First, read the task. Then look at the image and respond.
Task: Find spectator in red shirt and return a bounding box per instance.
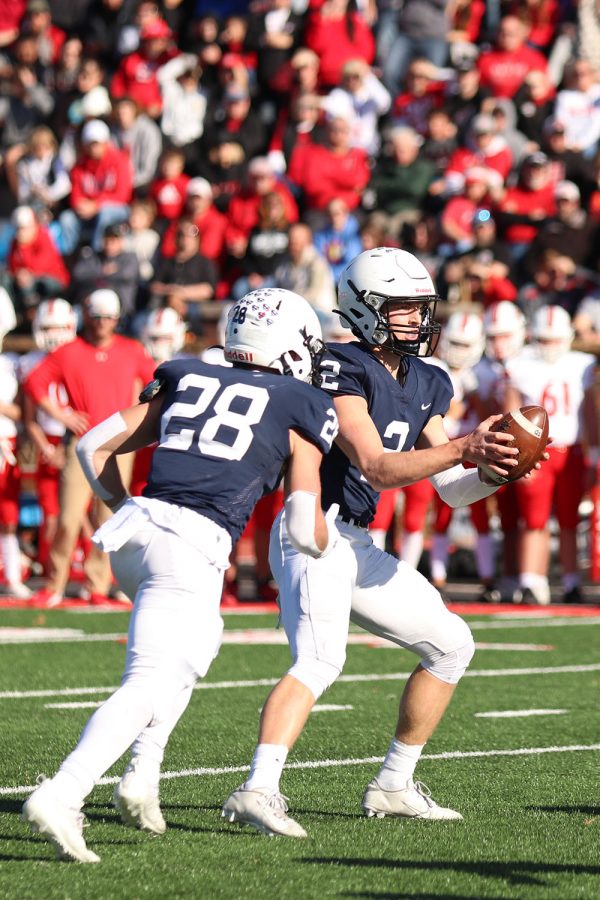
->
[60,118,133,253]
[496,152,557,262]
[111,18,178,118]
[26,288,155,608]
[8,206,69,327]
[148,148,190,225]
[22,0,66,66]
[160,177,227,262]
[392,58,446,138]
[225,156,298,255]
[287,111,370,227]
[304,0,375,90]
[444,113,513,193]
[440,166,504,248]
[477,15,548,99]
[268,92,327,174]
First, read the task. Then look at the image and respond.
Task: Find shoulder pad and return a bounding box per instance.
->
[139,376,166,403]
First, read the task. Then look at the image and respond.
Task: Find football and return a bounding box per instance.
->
[479,405,549,485]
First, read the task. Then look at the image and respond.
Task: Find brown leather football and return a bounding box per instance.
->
[479,405,549,485]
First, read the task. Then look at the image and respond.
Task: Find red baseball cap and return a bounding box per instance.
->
[140,19,171,41]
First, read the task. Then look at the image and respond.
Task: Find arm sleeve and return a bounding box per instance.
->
[429,464,498,508]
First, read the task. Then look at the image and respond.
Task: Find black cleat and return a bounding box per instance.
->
[563,586,584,604]
[478,585,502,603]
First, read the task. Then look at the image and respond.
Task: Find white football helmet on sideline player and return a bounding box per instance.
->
[530,304,574,363]
[483,301,526,363]
[141,307,187,363]
[336,247,441,356]
[224,288,324,384]
[32,299,77,352]
[439,311,485,370]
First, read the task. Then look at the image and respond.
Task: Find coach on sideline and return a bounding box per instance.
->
[24,289,154,607]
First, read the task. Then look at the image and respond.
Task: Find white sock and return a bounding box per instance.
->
[520,572,547,592]
[475,534,494,581]
[0,534,22,584]
[376,738,425,790]
[520,572,550,603]
[369,528,387,551]
[430,534,449,583]
[130,684,194,768]
[128,755,161,784]
[245,743,289,791]
[400,531,423,569]
[49,681,155,807]
[51,764,94,810]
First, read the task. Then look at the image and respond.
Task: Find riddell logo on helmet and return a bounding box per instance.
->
[225,349,254,361]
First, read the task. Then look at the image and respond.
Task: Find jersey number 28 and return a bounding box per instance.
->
[160,373,270,461]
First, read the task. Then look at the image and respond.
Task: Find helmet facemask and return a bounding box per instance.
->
[338,278,441,357]
[269,327,325,386]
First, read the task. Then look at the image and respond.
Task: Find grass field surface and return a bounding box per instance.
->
[0,605,598,899]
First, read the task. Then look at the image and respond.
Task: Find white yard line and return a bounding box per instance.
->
[475,709,567,718]
[44,701,103,710]
[3,662,600,701]
[469,617,600,629]
[44,700,354,714]
[2,742,599,796]
[0,626,561,648]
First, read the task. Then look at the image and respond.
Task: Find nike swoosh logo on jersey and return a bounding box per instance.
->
[421,402,432,410]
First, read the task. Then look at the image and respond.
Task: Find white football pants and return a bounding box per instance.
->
[270,512,474,700]
[57,518,226,796]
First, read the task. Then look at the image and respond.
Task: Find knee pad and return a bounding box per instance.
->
[287,656,343,701]
[418,618,475,685]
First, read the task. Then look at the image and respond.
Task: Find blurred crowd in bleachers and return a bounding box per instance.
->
[0,0,599,340]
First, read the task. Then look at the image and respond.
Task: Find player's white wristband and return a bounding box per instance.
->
[284,492,339,558]
[429,464,499,507]
[76,412,128,503]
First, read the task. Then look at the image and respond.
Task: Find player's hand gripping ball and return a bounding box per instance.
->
[479,405,549,485]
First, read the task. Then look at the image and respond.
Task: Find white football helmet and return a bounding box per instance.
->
[483,301,526,362]
[439,311,485,370]
[141,307,187,363]
[32,298,77,352]
[337,247,441,356]
[530,304,573,363]
[224,288,324,384]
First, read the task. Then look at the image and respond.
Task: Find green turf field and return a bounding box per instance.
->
[0,606,598,899]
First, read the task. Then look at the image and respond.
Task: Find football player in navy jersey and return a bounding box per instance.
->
[223,248,527,838]
[22,289,340,863]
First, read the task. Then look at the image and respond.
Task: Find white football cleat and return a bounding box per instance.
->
[362,778,463,821]
[114,759,166,835]
[7,581,32,600]
[222,785,307,838]
[21,777,100,863]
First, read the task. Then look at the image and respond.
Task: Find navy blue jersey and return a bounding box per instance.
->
[143,358,337,542]
[319,341,453,524]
